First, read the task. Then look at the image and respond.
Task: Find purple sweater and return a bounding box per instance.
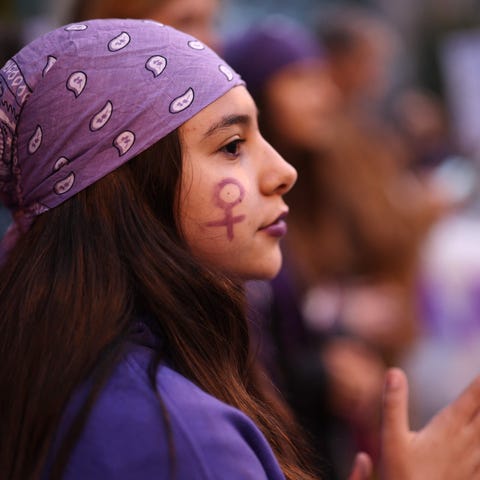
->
[46,323,286,479]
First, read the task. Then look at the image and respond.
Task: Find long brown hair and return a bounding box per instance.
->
[0,130,318,479]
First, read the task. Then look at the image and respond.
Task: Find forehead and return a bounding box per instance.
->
[180,86,256,135]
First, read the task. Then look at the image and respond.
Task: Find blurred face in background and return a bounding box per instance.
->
[72,0,222,51]
[264,60,341,151]
[149,0,221,51]
[325,26,399,104]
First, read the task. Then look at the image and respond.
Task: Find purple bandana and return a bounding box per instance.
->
[0,18,243,260]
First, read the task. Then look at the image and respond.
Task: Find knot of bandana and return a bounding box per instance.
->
[0,19,243,260]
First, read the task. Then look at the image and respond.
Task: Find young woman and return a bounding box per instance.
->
[0,18,325,480]
[1,17,480,480]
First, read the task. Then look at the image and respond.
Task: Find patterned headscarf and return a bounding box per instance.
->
[0,18,243,260]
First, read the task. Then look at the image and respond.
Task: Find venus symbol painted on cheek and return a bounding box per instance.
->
[205,178,246,241]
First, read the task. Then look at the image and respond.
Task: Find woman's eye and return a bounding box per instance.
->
[221,139,243,157]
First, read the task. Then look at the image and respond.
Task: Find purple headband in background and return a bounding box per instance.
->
[224,15,324,102]
[0,18,244,260]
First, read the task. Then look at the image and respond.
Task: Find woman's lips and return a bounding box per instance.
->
[259,212,288,238]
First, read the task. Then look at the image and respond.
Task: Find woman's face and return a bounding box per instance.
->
[178,86,297,280]
[264,61,340,151]
[149,0,221,51]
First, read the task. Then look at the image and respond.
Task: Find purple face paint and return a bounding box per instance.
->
[206,178,246,241]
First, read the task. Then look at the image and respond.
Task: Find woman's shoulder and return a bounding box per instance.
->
[60,340,285,480]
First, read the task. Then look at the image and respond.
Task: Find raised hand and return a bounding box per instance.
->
[380,367,480,479]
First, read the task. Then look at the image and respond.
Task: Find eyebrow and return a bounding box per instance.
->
[202,113,253,140]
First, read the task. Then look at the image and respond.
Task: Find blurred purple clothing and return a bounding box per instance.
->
[45,322,285,479]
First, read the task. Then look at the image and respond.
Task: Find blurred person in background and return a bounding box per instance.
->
[67,0,221,51]
[316,5,434,175]
[316,4,462,201]
[225,15,439,479]
[316,5,400,113]
[390,87,457,176]
[317,0,480,455]
[393,35,480,431]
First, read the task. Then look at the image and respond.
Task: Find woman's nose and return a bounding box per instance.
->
[260,138,297,196]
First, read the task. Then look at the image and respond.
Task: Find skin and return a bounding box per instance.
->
[380,368,480,480]
[205,178,246,241]
[264,60,341,151]
[178,85,297,280]
[348,367,480,480]
[148,0,221,51]
[325,23,399,105]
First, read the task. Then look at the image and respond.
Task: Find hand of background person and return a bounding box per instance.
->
[381,368,480,479]
[321,337,385,428]
[348,452,373,480]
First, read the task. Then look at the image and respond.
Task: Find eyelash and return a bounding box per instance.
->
[220,139,244,158]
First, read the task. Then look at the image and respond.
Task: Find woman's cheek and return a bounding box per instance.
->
[203,177,246,241]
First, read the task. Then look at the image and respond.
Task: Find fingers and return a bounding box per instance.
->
[381,368,409,442]
[470,400,480,432]
[379,369,410,479]
[447,375,480,423]
[348,452,373,480]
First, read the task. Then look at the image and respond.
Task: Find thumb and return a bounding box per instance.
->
[348,452,372,480]
[381,368,410,444]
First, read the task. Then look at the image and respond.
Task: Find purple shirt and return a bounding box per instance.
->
[46,323,286,479]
